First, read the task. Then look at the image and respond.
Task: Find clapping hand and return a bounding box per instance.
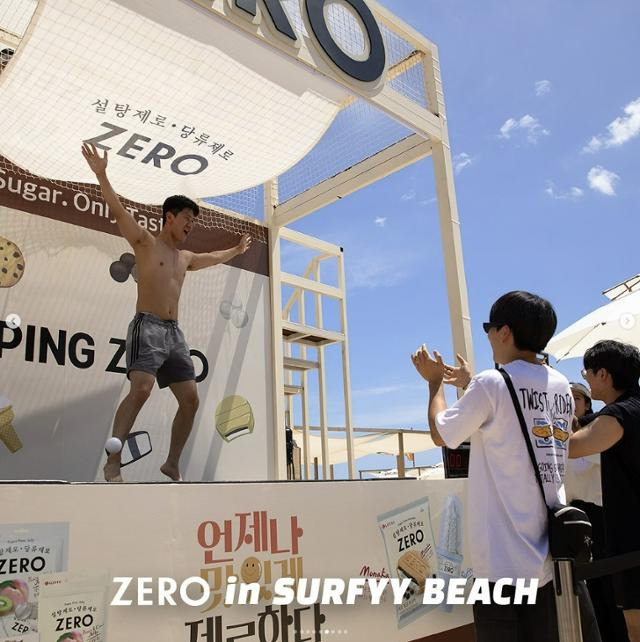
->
[411,344,446,385]
[443,353,471,389]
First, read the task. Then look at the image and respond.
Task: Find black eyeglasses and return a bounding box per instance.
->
[483,322,505,334]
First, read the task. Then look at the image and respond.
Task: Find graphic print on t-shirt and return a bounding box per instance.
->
[531,417,570,449]
[518,387,573,483]
[552,418,570,446]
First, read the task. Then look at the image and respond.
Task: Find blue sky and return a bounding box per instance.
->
[283,0,640,476]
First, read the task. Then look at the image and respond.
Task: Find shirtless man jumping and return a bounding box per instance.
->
[82,142,251,482]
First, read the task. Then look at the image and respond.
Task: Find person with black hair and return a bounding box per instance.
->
[570,340,640,641]
[567,383,629,642]
[82,143,251,482]
[412,291,600,642]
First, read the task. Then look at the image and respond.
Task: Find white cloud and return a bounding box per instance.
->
[374,216,386,227]
[570,187,584,199]
[587,166,620,196]
[347,250,419,290]
[535,80,551,96]
[499,114,550,143]
[453,152,474,174]
[583,97,640,153]
[544,181,584,201]
[401,188,416,202]
[354,404,429,428]
[353,383,424,396]
[583,136,603,154]
[499,118,517,138]
[419,197,437,207]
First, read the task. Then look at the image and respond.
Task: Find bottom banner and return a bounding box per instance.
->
[0,480,474,642]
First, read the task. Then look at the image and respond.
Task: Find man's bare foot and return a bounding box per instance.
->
[104,460,123,483]
[160,462,182,482]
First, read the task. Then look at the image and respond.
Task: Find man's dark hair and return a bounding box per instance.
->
[583,340,640,391]
[162,195,199,225]
[489,291,557,353]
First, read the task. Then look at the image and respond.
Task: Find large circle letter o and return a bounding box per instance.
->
[305,0,386,83]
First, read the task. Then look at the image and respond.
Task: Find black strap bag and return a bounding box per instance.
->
[498,368,593,562]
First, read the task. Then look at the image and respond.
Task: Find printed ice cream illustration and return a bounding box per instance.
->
[215,396,254,442]
[15,598,38,622]
[397,550,431,600]
[38,571,108,642]
[436,494,464,613]
[378,498,438,629]
[0,395,22,454]
[0,235,25,288]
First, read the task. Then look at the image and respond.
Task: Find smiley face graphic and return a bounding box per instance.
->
[240,557,262,584]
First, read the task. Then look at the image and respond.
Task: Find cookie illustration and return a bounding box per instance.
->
[532,424,552,439]
[553,426,569,442]
[397,550,430,590]
[215,395,254,442]
[0,236,25,288]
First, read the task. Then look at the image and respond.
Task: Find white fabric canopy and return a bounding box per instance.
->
[367,463,444,480]
[292,429,436,465]
[0,0,349,203]
[547,289,640,361]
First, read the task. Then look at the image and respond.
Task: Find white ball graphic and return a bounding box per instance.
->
[105,437,123,454]
[219,301,233,320]
[232,308,249,329]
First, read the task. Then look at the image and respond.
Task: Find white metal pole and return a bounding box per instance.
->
[265,179,287,480]
[397,432,405,478]
[315,263,330,479]
[424,51,475,373]
[337,251,356,479]
[300,283,311,480]
[554,560,584,642]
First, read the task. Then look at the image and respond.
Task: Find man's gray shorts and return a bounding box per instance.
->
[126,312,196,388]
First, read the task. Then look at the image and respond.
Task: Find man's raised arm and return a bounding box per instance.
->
[187,234,252,271]
[81,143,151,248]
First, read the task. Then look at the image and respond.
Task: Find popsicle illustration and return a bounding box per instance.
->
[436,494,464,612]
[0,396,22,453]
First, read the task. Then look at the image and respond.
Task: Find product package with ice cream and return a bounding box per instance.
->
[377,497,438,628]
[38,571,109,642]
[0,522,69,639]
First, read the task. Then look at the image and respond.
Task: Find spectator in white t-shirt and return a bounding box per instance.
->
[411,291,600,642]
[566,383,601,507]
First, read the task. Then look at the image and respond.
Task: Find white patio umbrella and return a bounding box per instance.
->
[547,289,640,361]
